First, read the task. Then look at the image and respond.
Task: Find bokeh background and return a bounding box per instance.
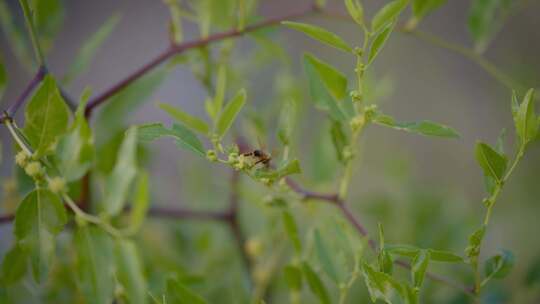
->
[1,0,540,303]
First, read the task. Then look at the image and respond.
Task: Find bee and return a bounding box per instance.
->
[242,149,272,168]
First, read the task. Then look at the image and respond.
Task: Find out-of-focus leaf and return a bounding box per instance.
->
[14,189,67,283]
[56,91,94,181]
[128,171,149,234]
[314,229,339,283]
[345,0,364,25]
[371,0,408,33]
[304,53,347,101]
[412,0,448,20]
[0,244,28,284]
[24,75,70,157]
[411,250,430,289]
[207,64,227,121]
[136,122,205,157]
[330,120,348,163]
[361,262,403,303]
[158,102,210,135]
[513,89,538,147]
[368,22,394,65]
[166,277,207,304]
[484,249,514,280]
[103,127,138,216]
[283,211,302,254]
[373,113,460,138]
[465,226,486,259]
[215,89,246,139]
[277,98,297,146]
[525,256,540,287]
[0,0,33,68]
[95,67,169,143]
[282,21,352,53]
[74,226,115,304]
[303,54,346,121]
[64,14,120,83]
[475,142,507,183]
[30,0,64,52]
[115,239,147,304]
[468,0,511,52]
[253,159,301,180]
[386,244,419,258]
[284,264,303,291]
[427,250,464,263]
[302,262,330,304]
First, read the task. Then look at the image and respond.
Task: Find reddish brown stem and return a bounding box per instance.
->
[0,66,47,123]
[84,4,318,118]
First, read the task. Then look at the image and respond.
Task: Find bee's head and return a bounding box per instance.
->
[253,150,263,157]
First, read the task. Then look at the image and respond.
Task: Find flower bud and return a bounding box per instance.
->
[245,238,263,258]
[206,149,218,162]
[25,161,43,178]
[48,177,66,194]
[15,151,29,167]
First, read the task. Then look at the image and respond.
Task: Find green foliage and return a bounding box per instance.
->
[0,0,538,303]
[14,189,67,282]
[23,75,70,157]
[282,21,352,53]
[64,14,120,83]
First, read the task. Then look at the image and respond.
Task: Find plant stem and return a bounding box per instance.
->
[18,0,45,66]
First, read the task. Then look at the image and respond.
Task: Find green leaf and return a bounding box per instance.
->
[475,142,507,183]
[14,189,67,282]
[277,98,297,146]
[95,66,169,143]
[330,120,348,164]
[373,114,460,138]
[0,1,33,68]
[282,21,352,53]
[465,225,486,259]
[345,0,364,25]
[63,14,120,83]
[166,277,207,304]
[282,211,302,254]
[136,122,205,157]
[314,229,339,283]
[514,89,538,147]
[303,55,346,121]
[468,0,511,52]
[253,159,302,180]
[371,0,408,33]
[55,92,94,181]
[115,239,147,304]
[411,250,430,289]
[412,0,448,19]
[386,244,420,258]
[304,53,348,101]
[129,171,149,234]
[103,127,138,216]
[30,0,64,52]
[215,89,246,138]
[484,249,514,280]
[1,244,28,284]
[302,262,330,304]
[0,54,6,99]
[368,22,395,65]
[207,64,227,121]
[74,226,115,304]
[361,262,402,303]
[24,75,70,157]
[284,264,303,291]
[158,102,210,135]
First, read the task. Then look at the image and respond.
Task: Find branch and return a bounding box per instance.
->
[0,66,47,123]
[84,4,319,117]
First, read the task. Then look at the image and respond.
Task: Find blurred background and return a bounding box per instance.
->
[1,0,540,303]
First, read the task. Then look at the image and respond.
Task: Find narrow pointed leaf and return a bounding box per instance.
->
[368,22,394,65]
[158,102,210,135]
[129,171,149,233]
[166,277,207,304]
[475,142,507,182]
[103,127,138,216]
[302,262,330,304]
[282,21,352,53]
[115,239,147,304]
[216,89,246,138]
[314,229,339,283]
[304,53,347,101]
[372,0,408,33]
[484,249,514,280]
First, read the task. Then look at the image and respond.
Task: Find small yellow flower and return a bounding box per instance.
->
[48,177,66,194]
[245,238,263,258]
[25,161,43,178]
[15,151,29,167]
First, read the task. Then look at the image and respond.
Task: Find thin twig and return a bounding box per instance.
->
[84,4,319,117]
[0,66,47,123]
